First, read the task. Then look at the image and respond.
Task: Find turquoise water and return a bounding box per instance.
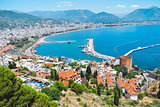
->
[36,24,160,70]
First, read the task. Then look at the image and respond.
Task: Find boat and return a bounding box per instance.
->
[79,46,84,48]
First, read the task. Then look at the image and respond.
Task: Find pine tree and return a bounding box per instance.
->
[69,79,74,88]
[56,73,59,80]
[80,71,84,78]
[114,90,119,106]
[157,90,160,99]
[93,71,97,78]
[86,73,90,81]
[54,70,59,81]
[86,66,92,75]
[97,85,101,96]
[51,70,54,80]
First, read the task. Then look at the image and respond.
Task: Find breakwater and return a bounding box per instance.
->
[81,38,115,60]
[124,44,160,56]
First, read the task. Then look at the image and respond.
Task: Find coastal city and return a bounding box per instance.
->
[0,22,160,106]
[0,0,160,107]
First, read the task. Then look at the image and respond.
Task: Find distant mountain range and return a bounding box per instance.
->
[0,6,160,30]
[28,10,120,24]
[0,10,64,29]
[122,6,160,22]
[28,6,160,23]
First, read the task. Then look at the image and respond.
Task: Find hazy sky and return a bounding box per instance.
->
[0,0,160,15]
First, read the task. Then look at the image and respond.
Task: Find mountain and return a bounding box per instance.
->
[28,10,120,24]
[123,6,160,22]
[28,10,95,22]
[0,10,63,29]
[86,12,120,24]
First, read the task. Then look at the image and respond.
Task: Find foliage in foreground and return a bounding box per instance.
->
[71,82,84,94]
[0,66,59,107]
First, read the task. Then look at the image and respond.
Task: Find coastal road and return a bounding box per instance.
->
[141,73,155,92]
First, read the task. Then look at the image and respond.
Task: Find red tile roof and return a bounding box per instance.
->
[13,71,24,76]
[59,69,80,81]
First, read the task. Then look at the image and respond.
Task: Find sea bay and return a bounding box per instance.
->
[36,24,160,70]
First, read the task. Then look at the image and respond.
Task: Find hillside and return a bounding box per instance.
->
[28,10,120,24]
[86,12,120,24]
[28,10,95,22]
[122,6,160,22]
[145,80,160,97]
[0,10,64,29]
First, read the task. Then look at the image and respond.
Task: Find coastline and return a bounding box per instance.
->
[25,23,160,57]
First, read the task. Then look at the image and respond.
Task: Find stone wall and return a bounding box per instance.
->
[146,71,160,80]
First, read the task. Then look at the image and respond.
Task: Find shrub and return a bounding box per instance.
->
[90,78,97,84]
[105,88,114,96]
[152,100,160,105]
[92,98,96,101]
[83,103,87,107]
[79,101,84,105]
[54,81,65,91]
[41,86,61,101]
[77,97,81,102]
[128,100,139,106]
[144,91,148,96]
[138,92,144,100]
[69,79,74,88]
[71,83,84,94]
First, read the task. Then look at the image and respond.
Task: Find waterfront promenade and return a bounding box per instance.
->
[124,44,160,56]
[82,38,115,60]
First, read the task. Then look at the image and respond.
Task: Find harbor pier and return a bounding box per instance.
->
[124,44,160,56]
[82,38,115,60]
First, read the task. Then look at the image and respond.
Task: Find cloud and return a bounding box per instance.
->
[60,1,72,4]
[130,5,139,8]
[116,5,126,8]
[57,5,61,8]
[68,4,72,6]
[58,1,73,7]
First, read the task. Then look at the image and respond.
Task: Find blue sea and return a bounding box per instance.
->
[36,24,160,70]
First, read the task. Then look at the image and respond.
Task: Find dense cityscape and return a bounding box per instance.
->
[0,0,160,107]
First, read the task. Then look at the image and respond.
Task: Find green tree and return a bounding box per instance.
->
[138,92,144,100]
[86,66,92,76]
[54,70,59,81]
[71,83,84,94]
[114,90,119,106]
[29,71,36,77]
[86,73,90,81]
[33,97,59,107]
[157,90,160,99]
[105,88,114,96]
[0,66,58,107]
[114,86,122,98]
[93,70,97,78]
[51,69,54,80]
[32,92,51,107]
[97,85,101,96]
[13,85,37,106]
[54,81,65,91]
[41,86,61,101]
[69,79,74,88]
[80,71,85,78]
[8,61,16,69]
[90,78,97,84]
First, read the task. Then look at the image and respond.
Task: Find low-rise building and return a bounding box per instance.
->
[59,69,81,86]
[117,78,140,100]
